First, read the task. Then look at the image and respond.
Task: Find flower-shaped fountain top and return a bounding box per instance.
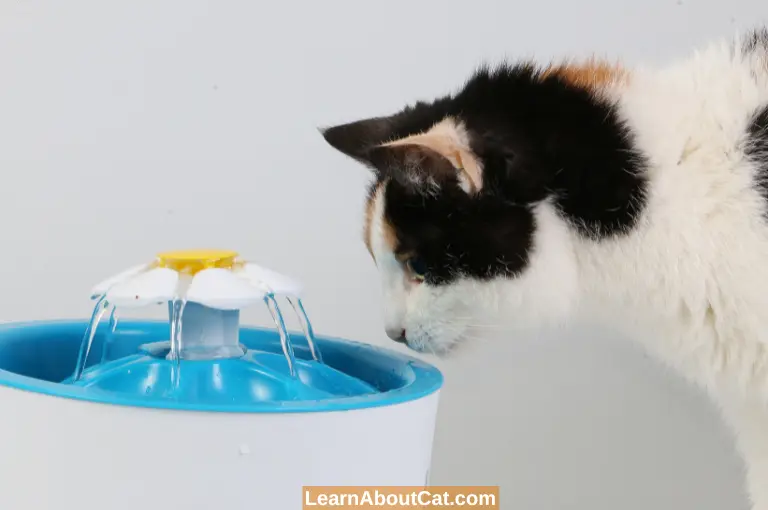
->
[73,250,322,385]
[91,249,302,309]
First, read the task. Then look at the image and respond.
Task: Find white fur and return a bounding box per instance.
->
[368,34,768,508]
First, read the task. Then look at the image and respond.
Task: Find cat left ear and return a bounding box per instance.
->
[321,116,395,166]
[322,115,484,194]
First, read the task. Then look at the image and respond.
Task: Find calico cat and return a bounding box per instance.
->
[320,27,768,508]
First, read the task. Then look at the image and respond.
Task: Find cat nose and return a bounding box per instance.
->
[386,327,407,344]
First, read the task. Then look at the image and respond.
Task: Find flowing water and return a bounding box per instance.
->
[287,297,323,363]
[265,294,298,378]
[168,298,187,391]
[100,307,120,364]
[71,295,111,382]
[72,278,314,386]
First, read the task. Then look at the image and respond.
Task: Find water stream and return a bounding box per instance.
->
[264,294,298,378]
[100,307,120,364]
[287,297,323,363]
[71,295,111,382]
[73,280,315,385]
[168,298,187,391]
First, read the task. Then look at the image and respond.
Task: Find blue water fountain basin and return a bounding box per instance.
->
[0,320,443,413]
[0,252,444,509]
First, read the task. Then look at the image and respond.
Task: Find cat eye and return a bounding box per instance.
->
[405,257,427,281]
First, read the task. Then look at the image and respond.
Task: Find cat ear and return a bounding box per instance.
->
[322,115,484,194]
[321,116,396,165]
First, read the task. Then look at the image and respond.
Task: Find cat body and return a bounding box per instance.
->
[322,29,768,508]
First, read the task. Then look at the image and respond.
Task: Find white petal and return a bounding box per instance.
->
[187,268,266,310]
[90,263,151,298]
[237,263,303,297]
[106,267,179,308]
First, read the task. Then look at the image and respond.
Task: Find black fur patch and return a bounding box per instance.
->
[323,63,648,284]
[384,179,536,285]
[747,104,768,206]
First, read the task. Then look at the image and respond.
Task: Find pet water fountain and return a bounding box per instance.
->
[0,250,443,510]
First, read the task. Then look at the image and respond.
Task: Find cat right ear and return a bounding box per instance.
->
[320,116,396,168]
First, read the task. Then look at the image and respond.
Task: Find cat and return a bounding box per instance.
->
[320,27,768,509]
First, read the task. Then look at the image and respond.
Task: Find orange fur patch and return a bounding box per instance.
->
[540,58,628,92]
[363,190,377,257]
[381,218,397,253]
[363,182,396,258]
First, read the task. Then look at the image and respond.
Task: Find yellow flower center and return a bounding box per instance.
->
[156,249,239,275]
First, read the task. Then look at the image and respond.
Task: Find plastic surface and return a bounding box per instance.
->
[172,302,245,359]
[185,267,264,309]
[236,262,303,296]
[0,320,443,413]
[156,249,239,273]
[0,383,440,510]
[90,252,304,310]
[107,266,179,308]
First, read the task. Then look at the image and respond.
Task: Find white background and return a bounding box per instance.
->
[1,1,764,508]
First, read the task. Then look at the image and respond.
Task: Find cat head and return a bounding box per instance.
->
[321,62,642,355]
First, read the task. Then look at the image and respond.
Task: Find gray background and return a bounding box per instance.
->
[0,1,763,508]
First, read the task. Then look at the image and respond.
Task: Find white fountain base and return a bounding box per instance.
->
[0,385,439,510]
